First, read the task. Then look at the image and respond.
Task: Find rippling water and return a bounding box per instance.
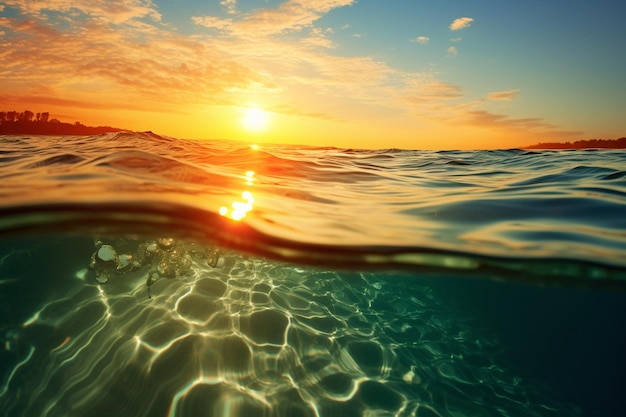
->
[1,132,625,417]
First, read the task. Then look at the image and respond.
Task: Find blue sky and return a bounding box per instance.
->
[1,0,624,148]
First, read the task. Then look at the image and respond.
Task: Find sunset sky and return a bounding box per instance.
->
[1,0,624,149]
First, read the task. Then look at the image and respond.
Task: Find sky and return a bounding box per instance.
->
[1,0,625,149]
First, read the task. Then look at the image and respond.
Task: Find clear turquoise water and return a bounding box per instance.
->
[0,132,625,416]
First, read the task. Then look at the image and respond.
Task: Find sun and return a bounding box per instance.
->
[242,106,268,132]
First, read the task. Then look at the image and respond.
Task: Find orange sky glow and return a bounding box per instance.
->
[1,0,624,149]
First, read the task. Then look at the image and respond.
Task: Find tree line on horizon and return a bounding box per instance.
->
[0,110,127,135]
[525,137,626,149]
[1,109,623,148]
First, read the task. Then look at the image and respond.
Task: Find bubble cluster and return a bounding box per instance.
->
[89,238,220,293]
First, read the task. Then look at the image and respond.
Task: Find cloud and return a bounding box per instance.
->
[193,0,356,36]
[3,0,568,144]
[0,1,471,129]
[220,0,237,15]
[402,76,463,103]
[450,17,474,31]
[1,1,416,124]
[464,110,583,137]
[0,13,276,114]
[269,104,338,121]
[302,27,336,48]
[192,16,233,30]
[0,93,113,109]
[412,36,429,44]
[447,46,458,56]
[449,37,462,42]
[488,89,520,101]
[2,0,162,24]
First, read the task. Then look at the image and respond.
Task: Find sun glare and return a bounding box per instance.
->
[242,107,268,132]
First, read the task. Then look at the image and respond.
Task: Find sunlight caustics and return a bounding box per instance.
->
[0,242,580,417]
[242,107,268,132]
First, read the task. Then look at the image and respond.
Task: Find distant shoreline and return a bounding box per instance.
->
[0,110,128,135]
[0,120,127,136]
[1,110,624,149]
[523,137,626,149]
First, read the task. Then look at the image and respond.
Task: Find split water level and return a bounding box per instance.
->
[1,133,625,417]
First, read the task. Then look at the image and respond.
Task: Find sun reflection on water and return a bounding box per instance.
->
[219,170,256,221]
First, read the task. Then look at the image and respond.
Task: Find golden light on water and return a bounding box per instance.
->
[245,170,255,186]
[219,171,256,221]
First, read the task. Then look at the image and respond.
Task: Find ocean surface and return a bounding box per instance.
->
[0,132,625,417]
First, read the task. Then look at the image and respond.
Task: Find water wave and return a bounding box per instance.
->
[0,132,625,287]
[1,133,623,416]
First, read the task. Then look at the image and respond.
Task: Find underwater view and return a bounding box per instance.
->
[1,133,625,417]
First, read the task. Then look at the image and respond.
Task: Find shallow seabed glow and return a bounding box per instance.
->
[0,237,578,417]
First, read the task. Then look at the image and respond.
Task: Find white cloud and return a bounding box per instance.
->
[450,17,474,31]
[220,0,237,15]
[447,46,458,55]
[192,15,233,30]
[191,0,356,37]
[303,27,336,48]
[412,36,429,44]
[234,0,355,35]
[487,89,520,101]
[449,37,462,42]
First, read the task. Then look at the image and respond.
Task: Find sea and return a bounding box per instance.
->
[0,132,625,417]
